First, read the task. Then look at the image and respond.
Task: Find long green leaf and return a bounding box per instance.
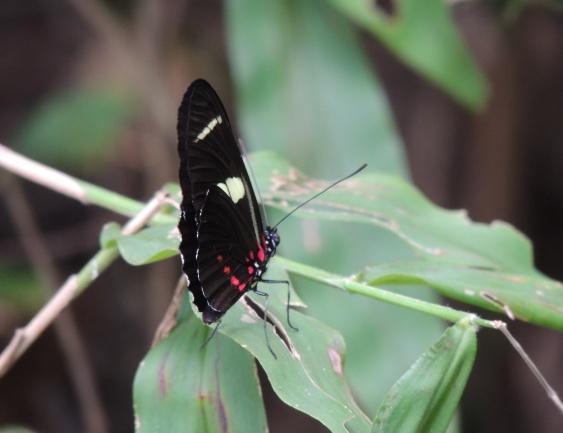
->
[249,151,563,331]
[359,261,563,333]
[372,318,477,433]
[327,0,488,110]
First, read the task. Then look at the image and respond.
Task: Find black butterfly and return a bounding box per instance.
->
[177,79,280,324]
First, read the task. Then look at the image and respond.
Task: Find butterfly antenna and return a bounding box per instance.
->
[273,163,367,229]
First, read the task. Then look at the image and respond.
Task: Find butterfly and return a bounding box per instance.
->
[177,79,280,325]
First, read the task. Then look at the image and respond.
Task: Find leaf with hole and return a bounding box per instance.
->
[327,0,487,110]
[227,0,406,177]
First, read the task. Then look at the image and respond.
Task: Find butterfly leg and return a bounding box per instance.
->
[200,319,222,350]
[253,289,277,359]
[260,279,299,332]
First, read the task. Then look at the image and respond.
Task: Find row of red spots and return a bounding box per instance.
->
[230,275,247,292]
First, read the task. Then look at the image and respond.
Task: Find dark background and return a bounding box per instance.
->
[0,1,562,432]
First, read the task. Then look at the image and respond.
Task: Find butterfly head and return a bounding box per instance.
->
[264,226,280,257]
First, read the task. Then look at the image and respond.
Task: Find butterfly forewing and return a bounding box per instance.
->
[177,79,267,323]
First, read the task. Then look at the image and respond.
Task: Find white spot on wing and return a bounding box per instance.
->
[195,115,222,142]
[217,177,245,203]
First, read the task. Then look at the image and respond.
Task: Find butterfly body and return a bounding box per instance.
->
[177,79,278,324]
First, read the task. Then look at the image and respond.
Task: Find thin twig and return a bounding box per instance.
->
[0,144,85,201]
[0,190,169,378]
[0,143,175,224]
[495,321,563,415]
[151,276,185,347]
[2,174,109,433]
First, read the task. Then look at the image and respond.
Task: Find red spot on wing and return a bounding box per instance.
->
[223,266,231,275]
[257,248,265,262]
[249,251,255,260]
[247,266,254,275]
[217,255,223,262]
[238,283,247,292]
[230,276,240,286]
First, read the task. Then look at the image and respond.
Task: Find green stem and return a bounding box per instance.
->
[274,256,496,329]
[81,183,176,224]
[0,190,167,377]
[0,143,176,224]
[75,247,120,294]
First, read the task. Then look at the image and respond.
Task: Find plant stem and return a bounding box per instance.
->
[274,256,496,329]
[0,191,169,378]
[0,143,175,224]
[2,175,109,433]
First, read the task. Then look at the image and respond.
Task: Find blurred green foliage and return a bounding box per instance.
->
[15,88,134,171]
[227,0,407,177]
[0,266,42,313]
[0,426,37,433]
[328,0,488,110]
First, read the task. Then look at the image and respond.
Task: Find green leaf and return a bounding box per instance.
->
[269,205,446,413]
[115,223,179,266]
[327,0,488,110]
[133,312,267,433]
[249,151,563,331]
[227,0,406,177]
[359,261,563,334]
[217,264,371,433]
[372,318,477,433]
[15,88,134,170]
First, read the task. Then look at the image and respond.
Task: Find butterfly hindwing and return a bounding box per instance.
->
[177,79,267,323]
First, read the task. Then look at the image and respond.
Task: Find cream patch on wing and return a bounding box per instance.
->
[195,115,223,142]
[217,177,245,203]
